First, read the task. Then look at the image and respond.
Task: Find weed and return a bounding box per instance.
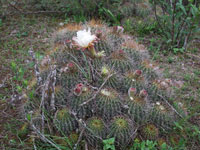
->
[149,0,200,51]
[0,19,2,26]
[103,138,115,150]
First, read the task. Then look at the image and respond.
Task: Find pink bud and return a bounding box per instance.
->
[68,62,74,68]
[128,87,137,98]
[74,83,84,95]
[130,87,136,91]
[74,87,81,94]
[139,89,148,98]
[66,40,71,43]
[135,70,142,76]
[77,83,83,87]
[119,49,124,54]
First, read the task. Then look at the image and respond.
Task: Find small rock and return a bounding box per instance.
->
[59,22,64,26]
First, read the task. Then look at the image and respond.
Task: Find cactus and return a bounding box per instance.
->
[24,21,182,149]
[140,123,159,140]
[85,117,106,148]
[54,108,78,135]
[108,116,134,149]
[96,88,122,120]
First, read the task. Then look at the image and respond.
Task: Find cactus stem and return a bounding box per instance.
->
[88,46,105,58]
[88,46,97,58]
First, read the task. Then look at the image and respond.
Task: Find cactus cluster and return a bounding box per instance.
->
[24,20,182,149]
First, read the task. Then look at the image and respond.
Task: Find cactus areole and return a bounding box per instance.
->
[25,21,182,149]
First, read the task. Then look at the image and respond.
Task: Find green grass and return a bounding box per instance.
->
[0,15,61,149]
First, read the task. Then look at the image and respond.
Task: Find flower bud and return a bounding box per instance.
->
[101,66,109,76]
[128,87,137,100]
[100,89,111,97]
[96,51,106,57]
[74,83,84,95]
[134,70,142,77]
[68,62,74,68]
[139,89,148,98]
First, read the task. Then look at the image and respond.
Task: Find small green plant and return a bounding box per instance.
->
[131,139,174,150]
[149,0,200,51]
[131,139,157,150]
[10,61,28,93]
[0,19,2,27]
[100,7,120,25]
[103,138,115,150]
[173,47,184,54]
[135,21,158,36]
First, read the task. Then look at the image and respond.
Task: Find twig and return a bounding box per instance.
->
[184,28,192,50]
[39,68,53,133]
[33,137,37,150]
[20,11,64,15]
[29,49,42,85]
[30,124,61,150]
[50,66,57,111]
[82,81,98,90]
[0,75,9,88]
[8,1,23,13]
[128,127,138,144]
[157,94,183,118]
[73,128,85,150]
[80,73,114,106]
[152,0,166,37]
[171,0,177,45]
[70,110,103,143]
[186,52,200,60]
[85,142,88,150]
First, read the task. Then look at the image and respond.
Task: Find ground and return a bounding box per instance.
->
[0,15,200,149]
[0,15,61,149]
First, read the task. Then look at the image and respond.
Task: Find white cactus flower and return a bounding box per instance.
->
[73,28,97,48]
[156,101,161,105]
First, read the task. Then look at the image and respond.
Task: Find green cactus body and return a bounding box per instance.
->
[110,49,132,72]
[96,88,122,120]
[108,116,134,149]
[148,102,174,130]
[70,85,93,119]
[54,108,78,135]
[140,123,159,140]
[123,71,145,92]
[85,117,106,148]
[126,95,147,124]
[99,66,119,89]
